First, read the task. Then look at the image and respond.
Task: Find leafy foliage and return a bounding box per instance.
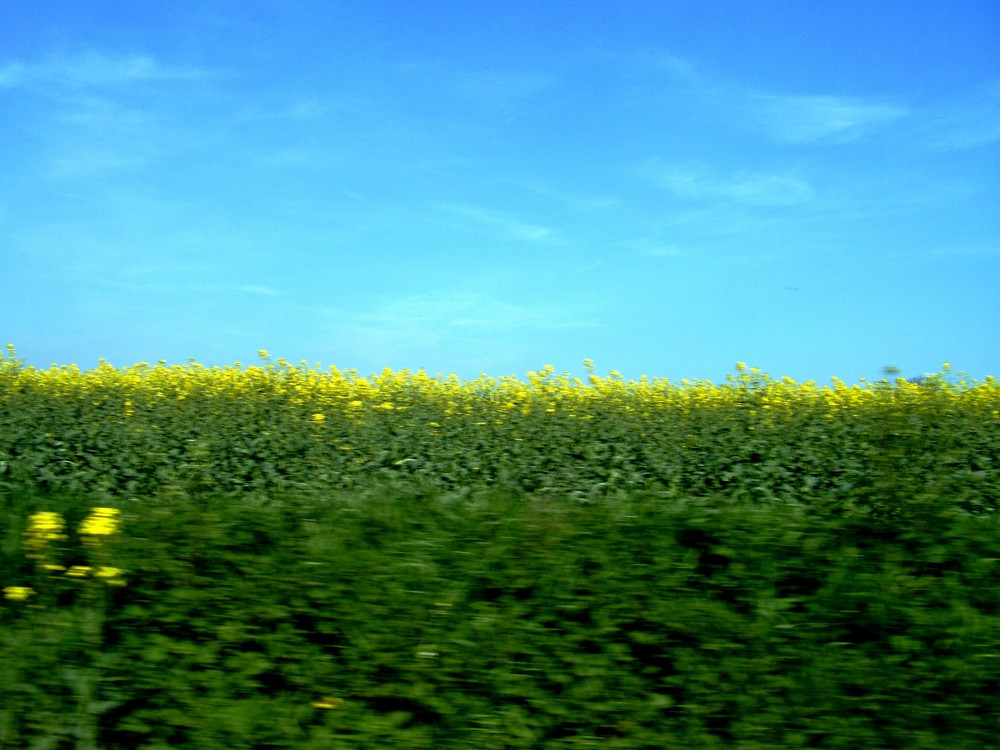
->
[1,351,997,515]
[1,348,999,747]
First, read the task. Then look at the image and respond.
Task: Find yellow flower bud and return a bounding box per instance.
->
[3,586,35,601]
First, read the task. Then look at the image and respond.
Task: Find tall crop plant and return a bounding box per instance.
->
[0,346,997,516]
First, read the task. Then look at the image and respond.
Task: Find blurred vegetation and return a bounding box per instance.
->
[2,346,999,747]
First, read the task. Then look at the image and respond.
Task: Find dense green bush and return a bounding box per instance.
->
[2,485,999,748]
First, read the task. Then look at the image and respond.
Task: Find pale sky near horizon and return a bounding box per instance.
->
[2,1,998,385]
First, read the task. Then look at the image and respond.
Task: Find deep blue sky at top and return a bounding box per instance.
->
[2,0,998,384]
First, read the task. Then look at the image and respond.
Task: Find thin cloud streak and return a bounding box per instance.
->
[371,291,583,331]
[239,285,282,296]
[640,162,815,207]
[456,69,556,111]
[0,52,216,90]
[900,242,1000,261]
[236,99,328,123]
[654,50,997,154]
[397,60,556,113]
[645,50,909,144]
[46,149,148,180]
[626,240,686,259]
[309,289,600,374]
[358,289,598,340]
[930,116,1000,150]
[2,54,222,185]
[38,96,167,181]
[913,81,1000,151]
[515,180,622,212]
[432,202,564,244]
[750,93,908,143]
[253,148,315,168]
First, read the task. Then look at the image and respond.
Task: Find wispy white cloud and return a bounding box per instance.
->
[397,59,555,115]
[900,241,1000,261]
[913,81,1000,150]
[311,288,598,374]
[395,59,559,126]
[94,278,285,298]
[57,94,155,131]
[39,97,164,179]
[456,69,555,111]
[433,202,563,243]
[240,285,282,296]
[373,289,598,333]
[0,61,28,87]
[654,53,699,79]
[624,239,687,259]
[645,51,908,144]
[253,148,314,167]
[46,148,148,179]
[375,291,525,331]
[929,114,1000,150]
[236,99,327,123]
[0,51,214,90]
[1,53,220,183]
[643,247,684,259]
[515,180,621,212]
[749,93,908,143]
[641,162,815,207]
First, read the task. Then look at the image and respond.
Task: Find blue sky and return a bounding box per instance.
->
[2,1,998,384]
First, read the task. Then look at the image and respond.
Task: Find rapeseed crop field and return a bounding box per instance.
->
[2,345,997,510]
[2,344,999,748]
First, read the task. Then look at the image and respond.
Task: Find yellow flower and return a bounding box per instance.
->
[26,511,67,542]
[3,586,35,601]
[24,512,68,557]
[79,508,121,537]
[312,697,344,710]
[66,566,92,578]
[29,511,64,531]
[310,412,326,423]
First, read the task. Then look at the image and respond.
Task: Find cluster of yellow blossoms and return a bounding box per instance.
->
[3,507,126,603]
[3,349,996,424]
[22,510,67,559]
[79,506,122,539]
[0,340,995,424]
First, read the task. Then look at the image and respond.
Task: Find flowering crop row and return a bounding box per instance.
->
[1,345,998,512]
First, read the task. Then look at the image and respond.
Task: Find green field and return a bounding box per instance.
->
[2,348,999,748]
